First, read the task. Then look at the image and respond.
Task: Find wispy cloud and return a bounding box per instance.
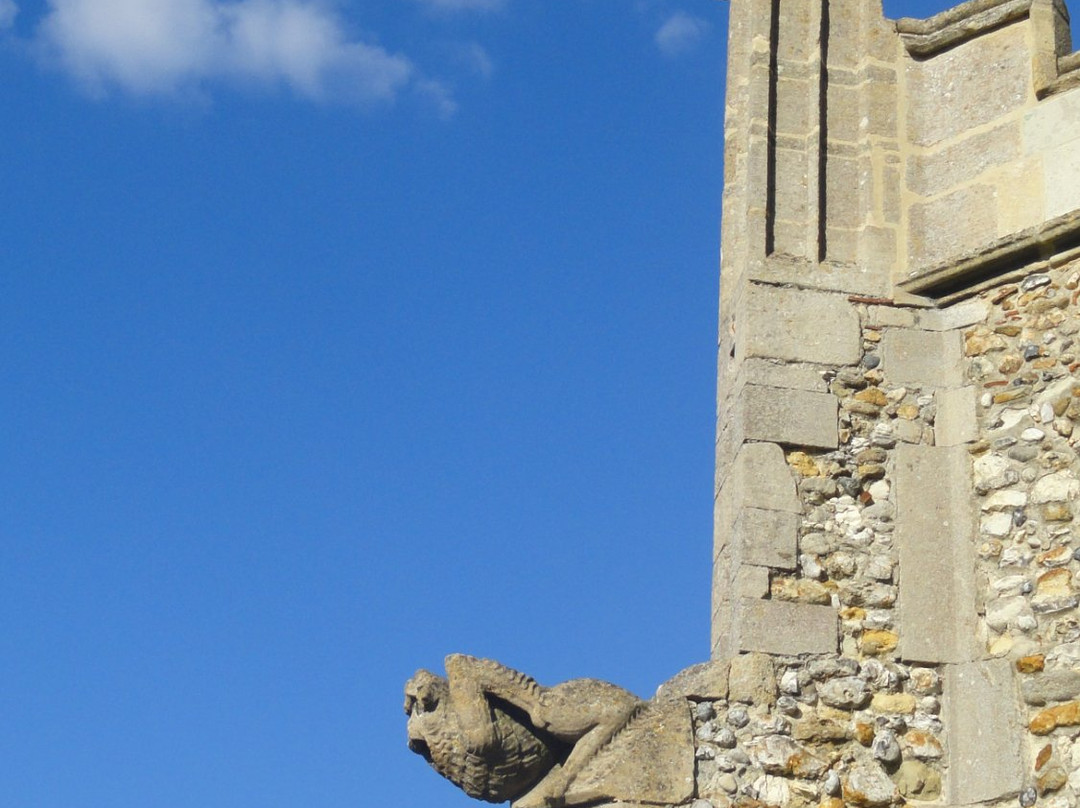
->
[0,0,17,29]
[458,42,494,79]
[655,11,709,57]
[31,0,439,109]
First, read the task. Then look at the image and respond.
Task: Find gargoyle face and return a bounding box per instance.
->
[404,669,449,762]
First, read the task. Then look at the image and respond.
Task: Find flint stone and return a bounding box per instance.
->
[1021,670,1080,705]
[843,759,900,807]
[1032,472,1080,504]
[747,734,828,777]
[893,760,942,801]
[818,676,871,709]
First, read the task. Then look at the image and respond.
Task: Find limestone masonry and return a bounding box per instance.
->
[406,0,1080,806]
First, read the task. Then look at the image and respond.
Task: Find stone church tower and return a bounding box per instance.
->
[714,0,1080,803]
[406,2,1080,806]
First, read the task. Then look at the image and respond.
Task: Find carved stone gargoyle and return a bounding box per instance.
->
[404,654,696,808]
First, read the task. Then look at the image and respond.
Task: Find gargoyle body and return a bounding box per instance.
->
[405,654,642,807]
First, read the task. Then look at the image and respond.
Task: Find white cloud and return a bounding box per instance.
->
[35,0,425,106]
[655,11,709,57]
[0,0,18,29]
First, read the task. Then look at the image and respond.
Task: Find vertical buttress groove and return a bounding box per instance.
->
[765,0,781,256]
[817,0,830,262]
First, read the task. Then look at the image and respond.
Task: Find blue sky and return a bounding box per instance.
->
[0,0,956,806]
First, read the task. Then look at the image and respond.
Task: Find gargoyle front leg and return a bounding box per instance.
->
[444,654,549,738]
[444,654,505,753]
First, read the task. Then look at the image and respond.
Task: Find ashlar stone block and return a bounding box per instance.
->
[936,386,978,446]
[740,384,839,449]
[881,327,964,388]
[716,441,801,548]
[732,507,799,570]
[733,599,838,656]
[895,444,978,663]
[741,284,862,366]
[943,659,1024,804]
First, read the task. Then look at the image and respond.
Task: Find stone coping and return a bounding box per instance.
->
[897,208,1080,303]
[896,0,1068,57]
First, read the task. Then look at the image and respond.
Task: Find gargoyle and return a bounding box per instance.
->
[405,654,642,808]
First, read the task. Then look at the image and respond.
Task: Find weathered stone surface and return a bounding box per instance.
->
[1022,670,1080,705]
[936,386,978,446]
[893,760,942,801]
[655,661,729,701]
[733,507,799,570]
[905,24,1031,148]
[738,383,839,449]
[747,734,828,777]
[943,659,1024,804]
[728,652,777,707]
[843,759,899,807]
[881,328,964,389]
[733,599,838,656]
[567,697,695,807]
[895,444,978,663]
[741,285,862,366]
[404,655,697,808]
[818,676,871,709]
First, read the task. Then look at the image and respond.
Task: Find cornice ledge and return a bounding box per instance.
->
[896,0,1068,57]
[897,208,1080,304]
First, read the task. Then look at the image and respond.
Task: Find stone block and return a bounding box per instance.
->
[728,651,777,706]
[895,444,979,663]
[733,507,799,570]
[943,659,1024,804]
[734,564,771,599]
[776,77,811,135]
[867,79,898,138]
[994,157,1045,236]
[733,598,838,656]
[905,24,1032,148]
[866,305,917,329]
[1024,89,1080,155]
[825,155,862,229]
[827,83,861,144]
[935,386,978,446]
[741,284,862,366]
[906,122,1021,197]
[741,358,829,393]
[1045,139,1080,219]
[740,384,838,449]
[715,443,801,616]
[917,298,988,331]
[907,184,997,271]
[881,328,964,388]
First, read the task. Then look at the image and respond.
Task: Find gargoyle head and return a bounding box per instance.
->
[404,669,449,762]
